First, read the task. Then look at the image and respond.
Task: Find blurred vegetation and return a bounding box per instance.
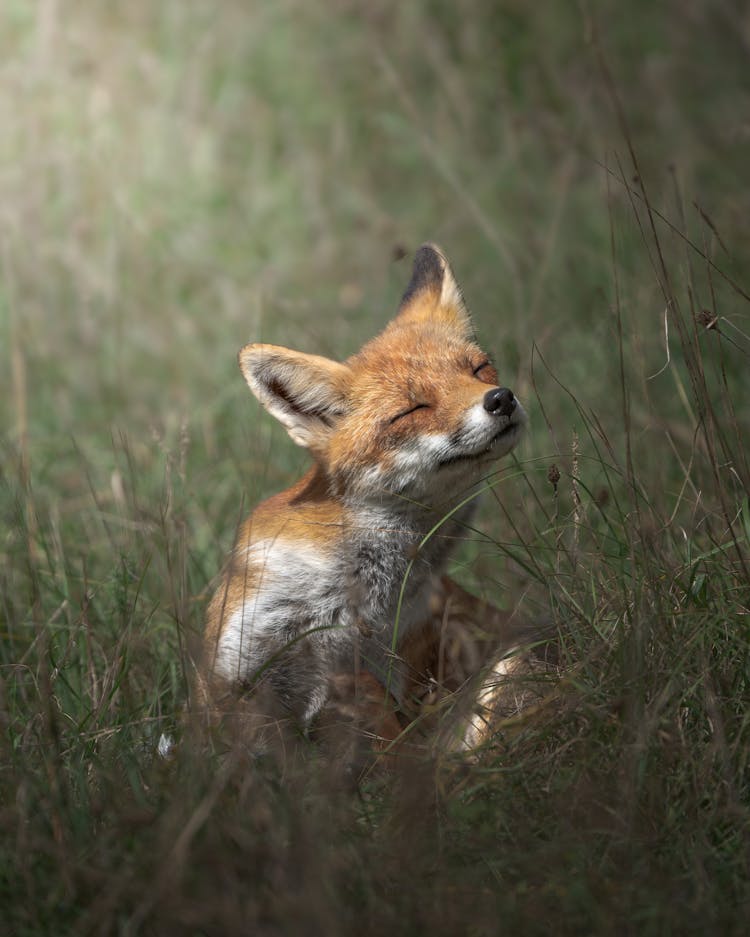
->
[1,1,749,933]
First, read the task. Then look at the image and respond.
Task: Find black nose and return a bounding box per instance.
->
[483,387,515,417]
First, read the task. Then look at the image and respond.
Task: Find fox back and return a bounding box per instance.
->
[200,244,526,728]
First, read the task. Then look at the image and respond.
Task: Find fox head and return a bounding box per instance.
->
[239,244,526,502]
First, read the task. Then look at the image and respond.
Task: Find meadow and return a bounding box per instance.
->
[1,2,749,933]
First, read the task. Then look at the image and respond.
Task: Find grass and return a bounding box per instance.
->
[1,1,749,933]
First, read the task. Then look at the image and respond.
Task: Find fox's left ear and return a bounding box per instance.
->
[396,243,474,339]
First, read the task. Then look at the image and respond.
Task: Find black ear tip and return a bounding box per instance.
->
[399,242,447,308]
[414,242,446,272]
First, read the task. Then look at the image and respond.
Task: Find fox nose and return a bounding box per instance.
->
[483,387,515,418]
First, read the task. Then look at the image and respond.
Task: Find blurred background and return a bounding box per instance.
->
[1,2,749,932]
[3,0,749,619]
[3,0,748,581]
[2,3,747,444]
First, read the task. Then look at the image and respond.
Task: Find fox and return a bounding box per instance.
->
[199,243,528,747]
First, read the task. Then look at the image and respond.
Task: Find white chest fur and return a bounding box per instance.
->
[214,498,476,716]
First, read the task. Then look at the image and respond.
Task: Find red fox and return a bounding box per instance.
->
[199,244,527,747]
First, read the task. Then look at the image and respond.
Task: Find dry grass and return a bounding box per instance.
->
[1,1,749,934]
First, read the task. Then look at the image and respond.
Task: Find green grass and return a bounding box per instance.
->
[1,1,749,933]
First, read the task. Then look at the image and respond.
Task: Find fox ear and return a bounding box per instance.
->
[396,243,473,338]
[239,344,352,450]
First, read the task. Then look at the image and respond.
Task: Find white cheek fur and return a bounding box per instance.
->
[346,398,526,502]
[461,403,500,446]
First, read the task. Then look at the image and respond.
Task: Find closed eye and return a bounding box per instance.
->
[473,361,491,376]
[389,403,429,424]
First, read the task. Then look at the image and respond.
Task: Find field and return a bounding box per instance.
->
[1,2,749,934]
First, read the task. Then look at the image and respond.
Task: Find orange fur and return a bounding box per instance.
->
[199,244,529,752]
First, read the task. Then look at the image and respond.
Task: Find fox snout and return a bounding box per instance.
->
[483,387,516,418]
